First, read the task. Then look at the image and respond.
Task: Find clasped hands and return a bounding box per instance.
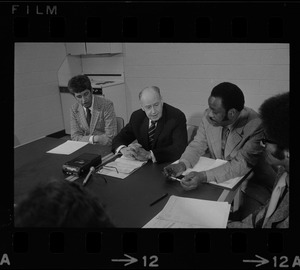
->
[162,162,207,191]
[120,143,151,161]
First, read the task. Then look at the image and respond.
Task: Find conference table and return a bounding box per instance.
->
[14,137,243,228]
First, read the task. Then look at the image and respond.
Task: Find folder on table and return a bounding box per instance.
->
[96,155,147,179]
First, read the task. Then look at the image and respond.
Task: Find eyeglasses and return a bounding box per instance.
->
[102,165,119,174]
[260,137,278,147]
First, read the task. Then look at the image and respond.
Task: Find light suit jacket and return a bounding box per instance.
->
[70,96,117,146]
[227,172,289,228]
[180,107,264,183]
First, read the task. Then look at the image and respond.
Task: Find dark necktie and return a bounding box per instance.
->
[86,108,91,126]
[148,120,157,149]
[221,126,230,158]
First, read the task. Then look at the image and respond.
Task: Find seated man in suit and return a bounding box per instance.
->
[163,82,269,191]
[228,92,289,228]
[112,86,188,163]
[14,180,114,227]
[68,75,117,146]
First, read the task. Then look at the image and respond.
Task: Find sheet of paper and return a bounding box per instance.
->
[46,140,88,155]
[143,195,230,228]
[209,176,244,189]
[182,157,227,175]
[172,157,244,189]
[96,155,147,179]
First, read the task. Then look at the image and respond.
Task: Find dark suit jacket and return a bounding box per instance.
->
[112,103,188,163]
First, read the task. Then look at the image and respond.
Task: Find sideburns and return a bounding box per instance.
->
[272,147,285,160]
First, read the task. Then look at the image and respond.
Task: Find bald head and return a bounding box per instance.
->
[139,86,162,101]
[139,86,163,122]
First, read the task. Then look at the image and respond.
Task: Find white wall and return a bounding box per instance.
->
[57,55,82,86]
[123,43,289,125]
[81,54,124,75]
[14,43,289,146]
[14,43,67,146]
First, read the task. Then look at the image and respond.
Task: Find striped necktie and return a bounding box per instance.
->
[148,120,157,149]
[86,108,91,126]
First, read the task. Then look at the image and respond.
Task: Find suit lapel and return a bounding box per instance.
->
[151,106,167,148]
[224,109,249,158]
[207,124,223,159]
[79,106,89,131]
[267,187,289,226]
[141,117,150,147]
[224,127,243,158]
[152,119,164,148]
[261,172,289,228]
[90,109,99,134]
[89,97,99,133]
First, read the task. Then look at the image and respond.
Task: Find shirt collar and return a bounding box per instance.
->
[277,171,288,189]
[226,109,245,131]
[148,119,158,127]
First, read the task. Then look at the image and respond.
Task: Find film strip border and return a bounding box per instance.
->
[1,229,298,268]
[2,1,299,269]
[1,2,296,41]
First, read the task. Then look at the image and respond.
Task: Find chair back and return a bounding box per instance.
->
[116,117,125,134]
[187,124,198,143]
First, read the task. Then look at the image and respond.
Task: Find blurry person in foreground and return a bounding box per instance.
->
[14,180,114,227]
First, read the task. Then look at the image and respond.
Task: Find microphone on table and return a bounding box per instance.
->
[82,166,95,186]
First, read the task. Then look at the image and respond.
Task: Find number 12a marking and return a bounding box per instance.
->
[142,255,159,267]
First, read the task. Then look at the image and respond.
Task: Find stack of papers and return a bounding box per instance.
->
[174,157,244,190]
[97,155,147,179]
[143,195,230,228]
[46,140,88,155]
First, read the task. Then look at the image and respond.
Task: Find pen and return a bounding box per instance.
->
[169,176,182,181]
[83,166,95,186]
[150,193,168,206]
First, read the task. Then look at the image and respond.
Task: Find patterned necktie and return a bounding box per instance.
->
[221,126,230,158]
[86,108,91,126]
[262,172,287,227]
[148,120,157,149]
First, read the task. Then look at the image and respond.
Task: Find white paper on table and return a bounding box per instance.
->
[46,140,88,155]
[143,195,230,228]
[182,157,227,175]
[96,155,147,179]
[173,157,245,189]
[209,176,244,189]
[97,167,128,179]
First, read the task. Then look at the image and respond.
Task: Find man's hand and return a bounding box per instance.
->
[180,171,207,191]
[163,162,186,179]
[128,142,142,152]
[135,147,151,161]
[120,147,138,160]
[93,135,109,145]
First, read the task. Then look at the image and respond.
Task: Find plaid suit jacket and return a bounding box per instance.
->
[70,95,117,146]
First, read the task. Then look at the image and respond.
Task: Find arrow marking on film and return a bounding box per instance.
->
[111,254,138,266]
[243,254,269,267]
